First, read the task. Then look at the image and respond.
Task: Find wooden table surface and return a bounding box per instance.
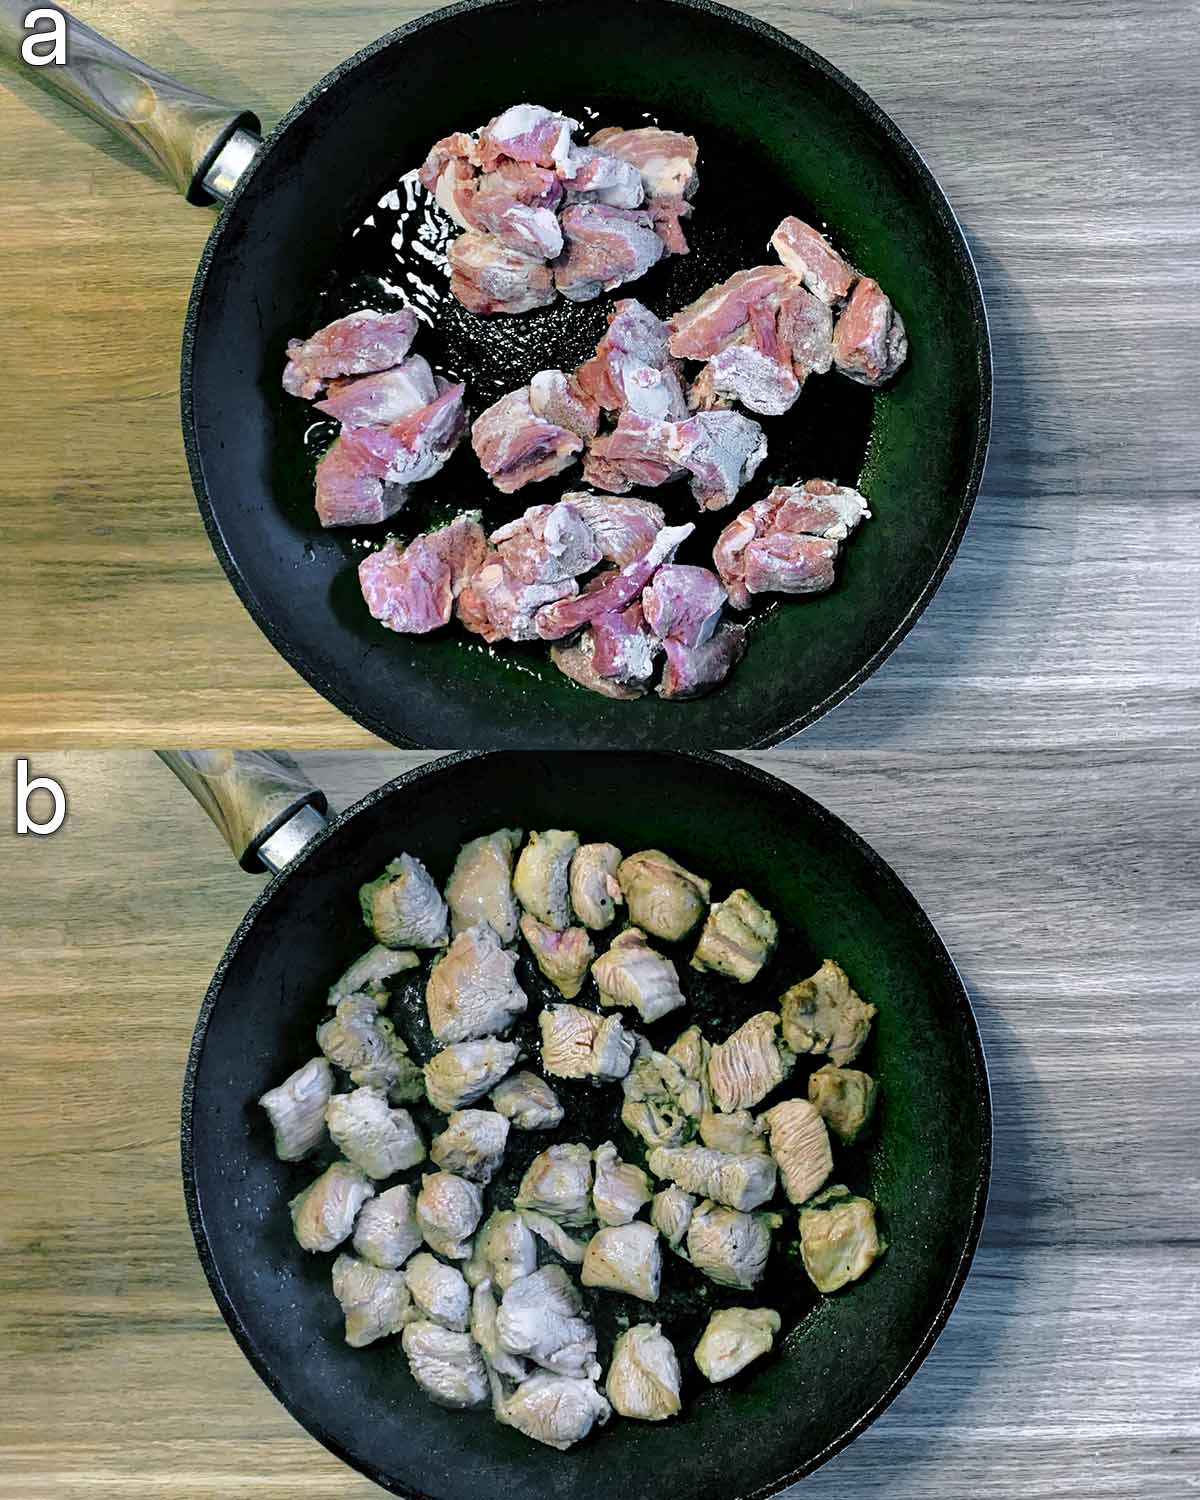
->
[0,0,1197,749]
[0,749,1196,1498]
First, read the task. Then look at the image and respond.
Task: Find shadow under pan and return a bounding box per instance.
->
[184,0,990,747]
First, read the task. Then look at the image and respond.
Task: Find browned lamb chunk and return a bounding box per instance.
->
[358,516,487,633]
[770,217,858,305]
[554,204,664,303]
[472,389,583,493]
[831,278,908,387]
[283,309,420,400]
[667,267,795,361]
[489,501,602,584]
[528,371,601,439]
[448,232,556,316]
[658,625,747,699]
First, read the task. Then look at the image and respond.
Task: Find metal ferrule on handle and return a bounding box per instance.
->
[0,1,261,202]
[158,752,329,873]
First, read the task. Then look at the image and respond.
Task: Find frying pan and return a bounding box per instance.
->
[164,748,991,1498]
[7,0,990,749]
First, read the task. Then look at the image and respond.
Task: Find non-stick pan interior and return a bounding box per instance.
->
[183,0,989,749]
[184,752,989,1500]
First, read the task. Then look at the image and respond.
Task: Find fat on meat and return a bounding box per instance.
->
[314,355,438,426]
[476,103,579,174]
[472,389,583,493]
[770,216,858,305]
[490,500,602,583]
[448,231,556,315]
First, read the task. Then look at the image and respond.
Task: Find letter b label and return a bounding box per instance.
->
[15,758,66,835]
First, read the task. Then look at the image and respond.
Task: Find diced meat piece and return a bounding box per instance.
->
[259,1057,332,1162]
[583,415,685,494]
[698,1109,768,1156]
[417,131,475,193]
[590,599,661,688]
[329,944,420,1004]
[314,435,408,530]
[448,231,556,315]
[761,1097,834,1205]
[416,1170,484,1260]
[429,1104,510,1182]
[581,1222,662,1301]
[493,1373,611,1451]
[289,1160,374,1253]
[553,203,665,303]
[593,928,686,1024]
[360,852,449,949]
[402,1321,489,1409]
[589,126,699,202]
[534,522,694,639]
[405,1251,471,1330]
[770,216,858,305]
[617,849,711,941]
[643,564,726,647]
[807,1062,879,1143]
[445,827,522,944]
[647,1144,777,1213]
[363,513,489,636]
[431,155,478,229]
[520,913,594,999]
[491,1071,564,1131]
[714,480,868,608]
[621,1041,708,1151]
[346,382,468,486]
[464,1209,537,1292]
[496,1263,599,1377]
[779,957,877,1066]
[315,355,438,426]
[576,299,675,410]
[472,389,583,493]
[456,555,578,644]
[513,829,579,929]
[592,1141,652,1226]
[767,479,872,540]
[283,308,420,399]
[606,1324,682,1420]
[569,842,624,930]
[471,1279,528,1380]
[686,1200,782,1290]
[539,1004,636,1081]
[423,1038,522,1113]
[331,1253,412,1347]
[744,534,838,600]
[777,287,834,377]
[317,995,423,1099]
[651,1185,696,1253]
[798,1185,886,1292]
[325,1086,425,1178]
[687,363,733,413]
[563,145,645,208]
[477,103,579,174]
[353,1183,423,1269]
[832,276,908,386]
[645,194,692,254]
[676,410,768,510]
[691,888,779,983]
[708,1011,796,1113]
[704,302,801,416]
[528,370,601,439]
[490,500,602,583]
[559,494,663,567]
[694,1307,781,1382]
[514,1142,594,1227]
[519,1212,588,1266]
[612,357,689,420]
[424,922,528,1044]
[550,634,647,701]
[667,1025,712,1095]
[468,163,564,258]
[667,267,795,360]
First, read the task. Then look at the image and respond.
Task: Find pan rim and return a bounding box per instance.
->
[180,748,992,1498]
[179,0,993,751]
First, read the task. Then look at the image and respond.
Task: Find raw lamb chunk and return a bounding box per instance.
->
[534,523,694,639]
[832,276,908,386]
[590,600,662,689]
[583,413,687,493]
[562,492,665,565]
[469,164,564,258]
[282,308,419,400]
[359,515,487,634]
[777,287,835,377]
[448,231,556,315]
[490,500,602,583]
[576,300,676,412]
[563,145,645,208]
[668,266,795,360]
[472,389,583,493]
[590,125,700,201]
[456,556,578,644]
[477,104,579,173]
[528,370,601,439]
[554,203,665,303]
[703,301,802,416]
[678,410,768,510]
[314,435,410,529]
[714,480,867,609]
[657,626,747,699]
[643,564,727,647]
[342,382,467,487]
[771,216,857,304]
[314,355,438,426]
[417,131,475,193]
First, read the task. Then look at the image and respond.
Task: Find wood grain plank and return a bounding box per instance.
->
[0,0,1196,746]
[0,750,1195,1497]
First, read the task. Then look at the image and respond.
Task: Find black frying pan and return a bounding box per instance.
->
[165,749,990,1499]
[8,0,990,749]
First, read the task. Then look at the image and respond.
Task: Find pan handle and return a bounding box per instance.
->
[158,752,329,874]
[0,2,261,203]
